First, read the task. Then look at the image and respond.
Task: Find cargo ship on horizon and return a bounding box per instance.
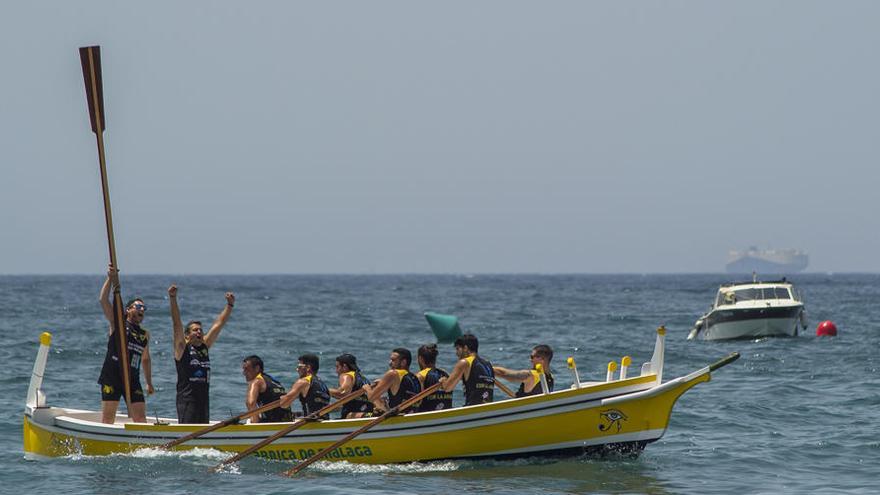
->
[726,247,808,274]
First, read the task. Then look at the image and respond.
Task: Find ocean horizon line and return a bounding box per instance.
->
[0,271,873,277]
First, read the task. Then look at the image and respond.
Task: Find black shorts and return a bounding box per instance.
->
[100,376,145,403]
[177,397,210,424]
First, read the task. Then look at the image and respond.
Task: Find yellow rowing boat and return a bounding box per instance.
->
[23,328,738,463]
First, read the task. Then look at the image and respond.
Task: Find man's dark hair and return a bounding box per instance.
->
[392,347,412,368]
[299,353,320,373]
[242,355,264,372]
[336,353,359,372]
[184,320,202,336]
[418,343,439,365]
[125,297,145,309]
[454,333,479,353]
[532,344,553,361]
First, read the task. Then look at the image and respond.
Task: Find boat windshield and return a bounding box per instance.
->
[718,287,793,305]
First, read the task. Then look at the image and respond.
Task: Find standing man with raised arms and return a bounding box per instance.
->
[98,265,154,424]
[168,284,235,424]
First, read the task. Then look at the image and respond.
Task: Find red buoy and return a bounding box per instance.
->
[816,320,838,337]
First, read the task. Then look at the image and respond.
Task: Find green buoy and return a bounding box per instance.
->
[424,312,463,343]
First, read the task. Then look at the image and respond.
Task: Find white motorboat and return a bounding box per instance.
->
[688,278,807,341]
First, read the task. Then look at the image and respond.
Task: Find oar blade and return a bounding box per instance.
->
[78,45,105,134]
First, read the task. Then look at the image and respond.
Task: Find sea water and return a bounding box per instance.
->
[1,274,877,494]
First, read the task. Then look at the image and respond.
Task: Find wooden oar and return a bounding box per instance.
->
[160,398,287,450]
[210,387,368,471]
[282,383,443,477]
[79,45,131,408]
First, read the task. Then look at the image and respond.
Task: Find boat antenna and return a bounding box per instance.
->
[752,271,757,283]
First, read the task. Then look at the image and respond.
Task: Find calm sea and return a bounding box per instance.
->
[1,274,877,494]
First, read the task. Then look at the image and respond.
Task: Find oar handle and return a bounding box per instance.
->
[211,387,369,470]
[282,382,443,476]
[495,379,516,398]
[708,352,740,372]
[160,398,286,450]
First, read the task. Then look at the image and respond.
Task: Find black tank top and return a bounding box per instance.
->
[301,374,331,419]
[256,373,292,422]
[176,343,210,402]
[515,370,555,397]
[98,320,148,384]
[387,370,421,411]
[340,371,374,418]
[463,355,495,406]
[416,368,453,412]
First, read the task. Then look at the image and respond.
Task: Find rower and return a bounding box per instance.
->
[415,343,453,412]
[494,344,555,397]
[363,348,422,414]
[279,353,332,419]
[242,355,292,423]
[329,353,374,418]
[439,333,495,406]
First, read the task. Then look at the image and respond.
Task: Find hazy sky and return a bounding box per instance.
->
[2,2,878,274]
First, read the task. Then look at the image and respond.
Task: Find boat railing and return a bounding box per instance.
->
[639,326,665,384]
[564,326,665,389]
[605,361,617,382]
[26,332,52,414]
[619,356,632,380]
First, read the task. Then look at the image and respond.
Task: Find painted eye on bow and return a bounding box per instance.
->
[598,409,629,432]
[601,410,625,422]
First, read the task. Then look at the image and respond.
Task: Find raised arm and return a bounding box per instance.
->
[440,359,469,392]
[99,264,119,332]
[204,292,234,348]
[168,285,185,360]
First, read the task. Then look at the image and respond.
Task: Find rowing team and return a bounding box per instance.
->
[96,267,555,425]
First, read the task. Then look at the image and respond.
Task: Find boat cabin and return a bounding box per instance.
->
[714,281,800,308]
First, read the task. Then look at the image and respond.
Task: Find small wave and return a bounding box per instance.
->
[125,446,230,461]
[62,446,230,462]
[306,460,460,474]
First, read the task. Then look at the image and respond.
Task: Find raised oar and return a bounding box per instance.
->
[210,387,368,471]
[160,399,286,450]
[282,383,443,477]
[79,45,131,408]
